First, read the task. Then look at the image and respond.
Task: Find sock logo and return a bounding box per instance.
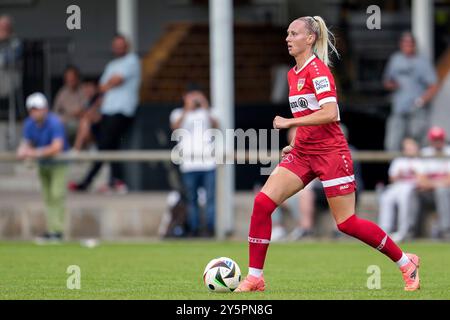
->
[248,237,270,244]
[376,235,387,251]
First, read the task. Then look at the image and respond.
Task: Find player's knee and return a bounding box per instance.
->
[252,192,277,217]
[336,214,357,234]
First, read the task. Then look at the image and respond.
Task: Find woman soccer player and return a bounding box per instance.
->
[235,16,420,292]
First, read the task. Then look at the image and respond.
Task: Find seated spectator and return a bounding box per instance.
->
[378,138,421,242]
[72,79,102,151]
[16,92,70,242]
[68,34,141,194]
[416,126,450,239]
[53,65,87,144]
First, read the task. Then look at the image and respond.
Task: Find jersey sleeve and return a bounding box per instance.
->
[382,54,396,83]
[388,159,400,178]
[169,108,183,125]
[50,118,66,142]
[117,55,141,81]
[310,63,337,107]
[420,57,438,86]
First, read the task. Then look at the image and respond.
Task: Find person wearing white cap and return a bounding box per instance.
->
[17,92,69,241]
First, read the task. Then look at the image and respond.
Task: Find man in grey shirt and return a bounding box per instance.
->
[383,32,438,151]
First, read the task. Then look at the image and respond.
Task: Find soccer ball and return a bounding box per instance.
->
[203,257,241,292]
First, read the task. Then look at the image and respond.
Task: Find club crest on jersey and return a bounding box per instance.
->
[297,78,306,91]
[313,76,331,94]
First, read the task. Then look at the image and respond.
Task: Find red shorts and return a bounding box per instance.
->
[278,148,356,198]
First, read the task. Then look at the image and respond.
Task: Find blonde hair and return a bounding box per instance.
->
[297,16,339,66]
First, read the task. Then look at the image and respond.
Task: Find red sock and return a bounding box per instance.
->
[337,214,403,262]
[248,192,278,270]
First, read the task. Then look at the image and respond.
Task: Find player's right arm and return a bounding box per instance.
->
[383,55,398,91]
[388,159,400,183]
[281,131,296,157]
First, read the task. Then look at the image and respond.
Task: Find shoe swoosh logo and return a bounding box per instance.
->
[410,268,417,280]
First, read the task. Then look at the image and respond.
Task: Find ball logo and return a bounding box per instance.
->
[224,260,232,268]
[313,76,331,94]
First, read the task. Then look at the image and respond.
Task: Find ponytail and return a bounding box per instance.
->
[298,16,339,66]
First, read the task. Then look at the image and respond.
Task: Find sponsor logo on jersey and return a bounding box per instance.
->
[289,97,308,111]
[297,78,306,91]
[297,97,308,108]
[313,76,331,94]
[281,153,294,164]
[339,184,349,190]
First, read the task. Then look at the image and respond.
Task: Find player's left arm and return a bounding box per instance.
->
[274,102,338,128]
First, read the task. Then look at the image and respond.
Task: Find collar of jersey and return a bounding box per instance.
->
[294,55,317,74]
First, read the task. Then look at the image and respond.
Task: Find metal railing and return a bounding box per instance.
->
[0,150,405,163]
[2,149,449,239]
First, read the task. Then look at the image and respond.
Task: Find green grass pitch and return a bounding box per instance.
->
[1,241,449,300]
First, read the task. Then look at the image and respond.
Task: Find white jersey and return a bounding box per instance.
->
[388,157,421,183]
[170,107,217,173]
[421,146,450,157]
[418,146,450,180]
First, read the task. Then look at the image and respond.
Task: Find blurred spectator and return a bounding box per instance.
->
[0,15,22,101]
[170,84,219,237]
[0,15,23,147]
[383,32,438,151]
[416,126,450,239]
[72,79,102,151]
[272,124,364,241]
[378,138,421,243]
[421,126,450,156]
[69,35,141,193]
[53,65,87,144]
[16,93,69,241]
